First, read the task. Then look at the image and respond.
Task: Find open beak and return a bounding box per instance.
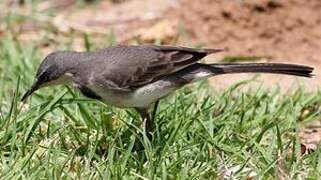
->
[21,81,40,102]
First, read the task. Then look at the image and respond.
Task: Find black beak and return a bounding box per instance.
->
[21,82,40,102]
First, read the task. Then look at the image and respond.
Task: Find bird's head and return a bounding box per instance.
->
[21,51,76,101]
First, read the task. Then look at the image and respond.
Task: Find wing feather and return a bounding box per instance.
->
[126,45,223,88]
[88,45,224,90]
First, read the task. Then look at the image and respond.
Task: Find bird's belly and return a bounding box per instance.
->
[92,80,178,108]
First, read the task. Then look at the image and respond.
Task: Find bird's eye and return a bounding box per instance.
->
[38,73,49,82]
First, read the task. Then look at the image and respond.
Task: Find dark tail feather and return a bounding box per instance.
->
[209,63,314,78]
[172,63,314,84]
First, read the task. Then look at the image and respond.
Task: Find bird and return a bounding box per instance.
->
[21,45,314,138]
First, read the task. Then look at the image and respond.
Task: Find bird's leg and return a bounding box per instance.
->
[135,108,154,140]
[152,100,159,122]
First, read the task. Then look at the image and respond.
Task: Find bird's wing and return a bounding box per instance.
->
[90,45,224,90]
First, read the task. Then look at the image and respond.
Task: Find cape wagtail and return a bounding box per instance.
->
[21,45,314,137]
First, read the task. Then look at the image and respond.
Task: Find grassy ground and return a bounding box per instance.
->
[1,36,321,179]
[1,2,321,179]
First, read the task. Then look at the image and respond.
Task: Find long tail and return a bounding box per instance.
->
[175,63,314,82]
[209,63,314,77]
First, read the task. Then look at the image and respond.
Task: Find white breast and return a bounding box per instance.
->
[90,79,178,108]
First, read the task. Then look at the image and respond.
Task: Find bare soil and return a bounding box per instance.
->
[168,0,321,90]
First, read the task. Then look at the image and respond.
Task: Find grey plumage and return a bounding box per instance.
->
[21,45,314,138]
[71,45,223,90]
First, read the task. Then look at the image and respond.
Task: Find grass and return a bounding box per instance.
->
[1,2,321,179]
[1,37,321,179]
[220,55,271,63]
